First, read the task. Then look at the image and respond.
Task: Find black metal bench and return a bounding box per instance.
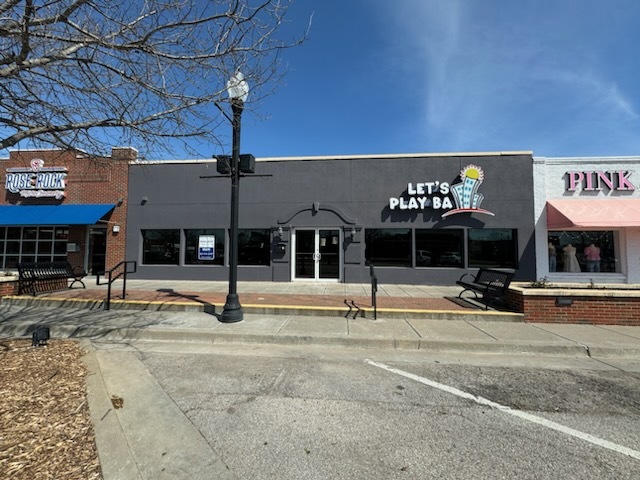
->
[456,268,515,309]
[17,261,87,296]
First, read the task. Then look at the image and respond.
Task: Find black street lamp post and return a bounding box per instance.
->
[220,71,249,323]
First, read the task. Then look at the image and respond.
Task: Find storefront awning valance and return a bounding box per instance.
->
[547,199,640,229]
[0,204,116,226]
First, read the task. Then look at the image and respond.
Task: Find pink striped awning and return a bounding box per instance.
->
[547,199,640,229]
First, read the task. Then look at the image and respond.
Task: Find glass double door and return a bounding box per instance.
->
[293,229,341,281]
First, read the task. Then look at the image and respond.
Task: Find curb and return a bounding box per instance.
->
[82,344,142,480]
[0,320,598,357]
[0,295,526,321]
[84,347,235,480]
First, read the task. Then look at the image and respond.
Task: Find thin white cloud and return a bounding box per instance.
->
[375,0,640,154]
[541,69,638,120]
[604,85,638,119]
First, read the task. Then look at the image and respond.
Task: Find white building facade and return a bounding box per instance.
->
[534,156,640,284]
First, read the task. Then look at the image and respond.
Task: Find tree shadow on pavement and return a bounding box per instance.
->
[156,288,218,315]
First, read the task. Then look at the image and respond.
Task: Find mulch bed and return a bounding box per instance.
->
[0,339,102,480]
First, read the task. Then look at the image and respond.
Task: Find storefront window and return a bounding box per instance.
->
[365,229,412,267]
[22,241,36,255]
[5,257,19,268]
[53,241,66,255]
[548,231,616,273]
[0,226,70,269]
[38,242,52,254]
[39,227,54,240]
[5,241,20,255]
[185,229,224,265]
[415,229,464,267]
[24,227,38,240]
[55,227,68,240]
[468,229,518,268]
[7,227,21,240]
[238,229,270,266]
[142,229,180,265]
[53,227,68,259]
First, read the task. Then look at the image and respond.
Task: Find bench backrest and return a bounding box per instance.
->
[18,261,74,277]
[474,268,514,290]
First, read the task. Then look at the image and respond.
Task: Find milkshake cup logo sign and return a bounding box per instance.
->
[442,164,494,218]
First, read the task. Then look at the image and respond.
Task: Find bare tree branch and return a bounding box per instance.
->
[0,0,307,157]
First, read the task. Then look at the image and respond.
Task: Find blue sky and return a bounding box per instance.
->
[227,0,640,160]
[5,0,640,161]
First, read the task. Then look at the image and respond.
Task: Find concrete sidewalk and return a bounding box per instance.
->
[1,301,640,358]
[1,278,640,356]
[2,280,640,480]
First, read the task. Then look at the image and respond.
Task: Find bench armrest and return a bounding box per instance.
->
[457,272,475,283]
[72,265,87,278]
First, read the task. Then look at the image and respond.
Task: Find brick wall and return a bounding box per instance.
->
[1,148,135,271]
[505,289,640,326]
[0,279,18,296]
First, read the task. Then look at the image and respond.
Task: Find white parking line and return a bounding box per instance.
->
[365,359,640,461]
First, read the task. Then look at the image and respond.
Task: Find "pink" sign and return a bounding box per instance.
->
[566,171,635,192]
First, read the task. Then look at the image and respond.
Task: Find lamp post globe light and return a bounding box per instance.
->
[220,70,249,323]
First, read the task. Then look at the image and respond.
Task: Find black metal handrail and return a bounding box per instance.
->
[369,264,378,320]
[97,260,137,311]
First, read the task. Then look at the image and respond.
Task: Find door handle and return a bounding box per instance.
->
[312,252,321,262]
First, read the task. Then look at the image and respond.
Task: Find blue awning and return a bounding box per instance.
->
[0,204,116,226]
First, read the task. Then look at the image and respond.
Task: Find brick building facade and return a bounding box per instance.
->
[0,147,135,274]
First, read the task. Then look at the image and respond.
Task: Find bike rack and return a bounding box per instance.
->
[97,260,137,311]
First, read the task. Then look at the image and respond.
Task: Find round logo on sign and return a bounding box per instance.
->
[30,158,44,172]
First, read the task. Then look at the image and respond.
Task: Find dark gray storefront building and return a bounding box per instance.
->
[125,151,536,285]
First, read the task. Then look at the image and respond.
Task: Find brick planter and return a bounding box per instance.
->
[505,283,640,325]
[0,276,70,297]
[0,277,19,296]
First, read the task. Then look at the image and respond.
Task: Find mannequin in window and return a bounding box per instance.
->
[584,243,601,272]
[548,242,557,272]
[563,243,581,272]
